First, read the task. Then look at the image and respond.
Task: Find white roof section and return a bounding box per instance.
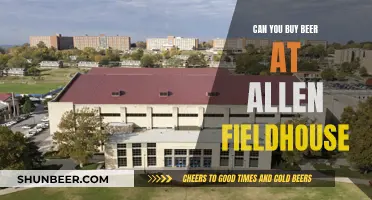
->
[109,124,266,144]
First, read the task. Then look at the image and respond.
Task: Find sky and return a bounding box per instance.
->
[0,0,371,45]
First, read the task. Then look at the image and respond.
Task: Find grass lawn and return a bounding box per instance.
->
[314,163,372,180]
[0,182,371,200]
[0,68,87,94]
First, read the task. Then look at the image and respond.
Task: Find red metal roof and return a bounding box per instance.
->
[88,67,231,76]
[57,68,304,105]
[0,93,11,101]
[366,78,372,86]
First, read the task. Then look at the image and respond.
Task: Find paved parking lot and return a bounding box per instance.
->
[9,105,52,153]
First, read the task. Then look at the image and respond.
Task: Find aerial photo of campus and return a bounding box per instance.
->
[0,0,372,200]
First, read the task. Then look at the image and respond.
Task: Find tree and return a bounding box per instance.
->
[0,47,5,54]
[279,116,318,166]
[6,56,29,69]
[186,53,207,68]
[140,54,155,68]
[342,98,372,173]
[131,49,144,60]
[321,68,336,81]
[165,58,184,68]
[359,66,368,77]
[36,41,47,49]
[298,61,319,71]
[22,98,33,114]
[27,66,41,78]
[0,127,43,169]
[235,52,266,75]
[53,107,110,167]
[135,41,146,49]
[0,54,11,72]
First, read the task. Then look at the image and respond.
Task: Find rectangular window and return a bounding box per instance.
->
[189,157,201,168]
[132,143,142,167]
[204,149,212,156]
[203,157,212,168]
[118,157,127,167]
[249,150,259,168]
[234,144,244,167]
[127,113,146,117]
[229,114,250,117]
[255,114,275,118]
[178,114,198,117]
[204,114,224,117]
[165,157,172,167]
[175,149,187,155]
[117,149,126,157]
[220,144,229,167]
[101,113,120,117]
[152,113,172,117]
[117,144,126,148]
[147,143,156,167]
[164,149,173,155]
[133,149,141,156]
[133,157,142,167]
[175,157,186,167]
[189,149,202,156]
[147,157,156,166]
[280,114,296,118]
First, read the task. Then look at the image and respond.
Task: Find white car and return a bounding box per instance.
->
[41,118,49,122]
[22,125,31,129]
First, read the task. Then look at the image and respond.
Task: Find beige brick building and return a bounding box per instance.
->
[147,36,198,51]
[73,34,131,51]
[29,34,73,50]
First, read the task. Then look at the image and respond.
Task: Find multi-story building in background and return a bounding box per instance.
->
[29,34,73,50]
[73,34,131,51]
[305,40,328,48]
[334,48,372,74]
[245,38,271,49]
[30,34,130,51]
[212,38,271,51]
[212,38,246,51]
[147,36,198,51]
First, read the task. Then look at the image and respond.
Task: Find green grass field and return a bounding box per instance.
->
[0,182,370,200]
[0,68,87,94]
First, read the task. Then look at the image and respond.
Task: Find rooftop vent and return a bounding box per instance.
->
[111,90,125,97]
[206,92,220,97]
[159,91,171,97]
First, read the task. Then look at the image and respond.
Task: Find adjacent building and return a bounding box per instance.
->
[120,60,141,68]
[4,68,26,76]
[29,34,73,50]
[73,34,131,51]
[147,36,199,51]
[48,68,315,170]
[77,61,100,68]
[30,34,131,51]
[39,61,63,68]
[334,48,372,74]
[0,93,20,122]
[212,38,271,51]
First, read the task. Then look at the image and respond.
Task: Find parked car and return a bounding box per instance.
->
[22,125,32,129]
[41,117,49,122]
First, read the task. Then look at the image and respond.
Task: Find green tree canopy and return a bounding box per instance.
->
[22,98,34,114]
[359,66,368,77]
[135,41,146,49]
[140,54,155,68]
[53,107,111,167]
[0,127,44,169]
[7,56,29,69]
[341,99,372,173]
[186,53,207,68]
[321,67,336,81]
[131,49,144,61]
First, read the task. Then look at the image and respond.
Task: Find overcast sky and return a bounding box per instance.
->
[0,0,371,45]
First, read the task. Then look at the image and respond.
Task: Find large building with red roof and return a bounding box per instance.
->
[48,68,312,170]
